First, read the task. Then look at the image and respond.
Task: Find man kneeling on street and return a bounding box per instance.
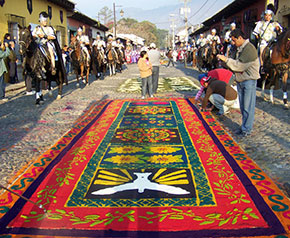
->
[199,76,238,116]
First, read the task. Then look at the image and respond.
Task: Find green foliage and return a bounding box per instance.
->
[117,18,168,48]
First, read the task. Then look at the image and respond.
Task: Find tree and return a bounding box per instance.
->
[98,6,113,26]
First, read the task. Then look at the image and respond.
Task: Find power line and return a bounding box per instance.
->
[189,0,218,24]
[188,0,209,20]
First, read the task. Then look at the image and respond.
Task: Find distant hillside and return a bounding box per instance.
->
[117,18,168,49]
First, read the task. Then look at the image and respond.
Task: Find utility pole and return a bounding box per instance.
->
[169,14,176,50]
[113,3,116,39]
[180,0,191,67]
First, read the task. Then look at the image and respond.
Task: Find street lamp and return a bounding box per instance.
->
[113,3,124,39]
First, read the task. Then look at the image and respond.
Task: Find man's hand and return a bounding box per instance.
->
[38,33,45,38]
[217,54,227,62]
[4,42,9,48]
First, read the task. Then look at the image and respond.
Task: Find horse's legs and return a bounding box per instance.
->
[47,80,53,98]
[86,67,90,85]
[109,63,112,76]
[282,72,288,108]
[76,69,80,87]
[113,64,116,75]
[80,65,86,84]
[269,85,275,104]
[35,77,42,105]
[261,76,266,100]
[57,71,63,100]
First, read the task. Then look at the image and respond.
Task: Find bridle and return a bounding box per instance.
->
[19,29,32,54]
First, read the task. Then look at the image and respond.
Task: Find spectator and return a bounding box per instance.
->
[63,45,70,75]
[195,68,235,103]
[199,76,238,116]
[148,43,161,94]
[137,50,153,99]
[3,33,12,84]
[166,48,175,67]
[0,40,11,101]
[8,41,18,84]
[217,29,260,137]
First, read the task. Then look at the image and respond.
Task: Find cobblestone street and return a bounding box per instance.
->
[0,63,289,198]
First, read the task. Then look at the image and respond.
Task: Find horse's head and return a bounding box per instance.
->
[18,25,33,55]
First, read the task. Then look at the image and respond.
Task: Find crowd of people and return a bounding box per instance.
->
[0,7,287,139]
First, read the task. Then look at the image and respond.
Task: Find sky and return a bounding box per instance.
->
[72,0,234,30]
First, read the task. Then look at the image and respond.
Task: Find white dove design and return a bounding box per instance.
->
[91,172,190,195]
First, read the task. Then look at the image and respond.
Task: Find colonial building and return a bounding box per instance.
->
[190,0,268,41]
[67,11,108,44]
[0,0,75,47]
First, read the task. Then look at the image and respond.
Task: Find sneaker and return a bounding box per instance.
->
[51,68,56,75]
[150,95,154,98]
[141,96,145,99]
[26,91,35,95]
[1,97,9,102]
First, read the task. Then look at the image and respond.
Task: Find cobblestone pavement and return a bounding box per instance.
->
[0,63,289,198]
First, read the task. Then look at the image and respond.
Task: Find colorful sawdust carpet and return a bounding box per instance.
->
[117,77,199,93]
[0,98,290,238]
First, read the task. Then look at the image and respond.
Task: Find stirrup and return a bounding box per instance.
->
[51,67,56,75]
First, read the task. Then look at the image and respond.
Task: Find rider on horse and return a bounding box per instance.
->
[76,26,91,67]
[253,9,282,74]
[92,34,106,61]
[224,22,237,58]
[32,11,57,75]
[204,29,221,58]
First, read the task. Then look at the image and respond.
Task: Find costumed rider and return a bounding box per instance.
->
[196,33,207,58]
[253,7,282,74]
[92,34,106,61]
[116,38,125,60]
[224,22,236,58]
[106,35,118,60]
[205,29,221,58]
[32,11,57,75]
[76,26,91,67]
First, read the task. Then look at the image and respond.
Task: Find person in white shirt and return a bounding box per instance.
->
[196,34,207,48]
[253,9,282,72]
[205,29,221,58]
[148,43,161,94]
[76,26,90,67]
[32,11,56,75]
[224,23,236,57]
[92,34,106,60]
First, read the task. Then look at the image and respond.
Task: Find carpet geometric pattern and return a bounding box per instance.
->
[117,77,199,93]
[0,98,289,238]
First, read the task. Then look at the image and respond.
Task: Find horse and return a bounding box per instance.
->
[260,29,290,108]
[91,45,107,80]
[18,25,66,105]
[115,47,124,73]
[70,35,90,86]
[196,46,208,72]
[106,44,117,76]
[206,40,221,70]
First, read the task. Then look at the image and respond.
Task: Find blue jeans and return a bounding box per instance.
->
[141,75,153,97]
[237,80,257,133]
[152,66,159,94]
[0,74,5,99]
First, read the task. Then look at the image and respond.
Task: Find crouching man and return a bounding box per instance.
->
[199,76,238,116]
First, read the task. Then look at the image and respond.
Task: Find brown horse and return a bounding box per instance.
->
[92,45,107,79]
[261,29,290,108]
[70,35,90,86]
[106,43,117,76]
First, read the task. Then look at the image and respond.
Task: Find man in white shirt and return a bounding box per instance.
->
[205,29,221,58]
[253,9,282,72]
[148,43,161,94]
[76,26,91,67]
[32,11,56,75]
[224,23,236,57]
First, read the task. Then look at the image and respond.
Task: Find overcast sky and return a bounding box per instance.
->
[72,0,234,29]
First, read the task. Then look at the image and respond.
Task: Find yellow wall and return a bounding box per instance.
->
[0,0,68,46]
